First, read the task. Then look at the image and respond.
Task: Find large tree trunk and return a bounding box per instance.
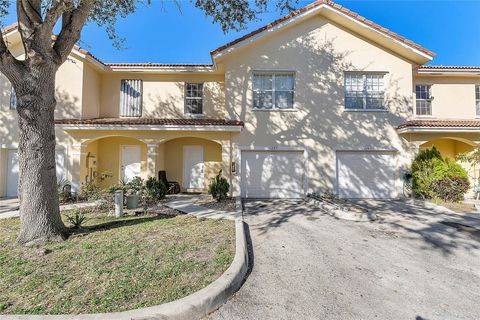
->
[16,63,66,245]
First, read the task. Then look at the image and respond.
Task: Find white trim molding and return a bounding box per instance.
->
[56,124,243,132]
[397,127,480,134]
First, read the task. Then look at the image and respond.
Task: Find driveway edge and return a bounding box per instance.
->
[1,219,248,320]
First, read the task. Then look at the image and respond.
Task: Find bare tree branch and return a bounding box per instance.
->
[52,0,95,65]
[43,0,71,31]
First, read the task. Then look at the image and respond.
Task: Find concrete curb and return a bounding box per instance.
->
[1,219,249,320]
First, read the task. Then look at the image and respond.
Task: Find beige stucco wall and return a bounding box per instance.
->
[413,75,480,119]
[99,73,225,118]
[219,14,415,196]
[82,63,101,118]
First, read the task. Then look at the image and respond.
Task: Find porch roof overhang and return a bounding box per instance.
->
[397,119,480,133]
[54,118,244,132]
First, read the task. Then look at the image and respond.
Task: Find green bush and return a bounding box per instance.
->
[127,177,144,194]
[208,171,230,202]
[145,177,167,200]
[432,176,470,202]
[412,146,469,201]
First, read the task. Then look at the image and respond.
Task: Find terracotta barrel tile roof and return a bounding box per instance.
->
[210,0,435,57]
[54,117,244,127]
[397,119,480,129]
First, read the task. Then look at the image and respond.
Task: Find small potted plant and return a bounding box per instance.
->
[126,177,143,209]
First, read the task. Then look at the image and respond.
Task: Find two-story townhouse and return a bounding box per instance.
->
[1,0,479,200]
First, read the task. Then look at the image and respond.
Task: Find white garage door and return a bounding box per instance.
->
[241,150,305,198]
[337,151,397,199]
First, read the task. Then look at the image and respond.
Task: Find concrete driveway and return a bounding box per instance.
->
[208,199,480,320]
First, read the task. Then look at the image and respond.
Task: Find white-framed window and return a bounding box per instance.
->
[253,72,295,110]
[185,83,203,114]
[120,79,142,117]
[344,72,385,110]
[415,84,432,116]
[9,86,16,110]
[476,85,480,117]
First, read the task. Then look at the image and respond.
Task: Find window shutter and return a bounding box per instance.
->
[120,79,142,117]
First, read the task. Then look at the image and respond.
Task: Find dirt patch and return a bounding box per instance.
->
[194,194,236,212]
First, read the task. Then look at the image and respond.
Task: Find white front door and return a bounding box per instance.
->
[241,150,305,198]
[183,145,204,189]
[121,145,141,183]
[6,150,19,198]
[337,151,397,199]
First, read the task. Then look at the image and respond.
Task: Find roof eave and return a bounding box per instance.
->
[398,126,480,134]
[211,2,435,64]
[55,123,243,132]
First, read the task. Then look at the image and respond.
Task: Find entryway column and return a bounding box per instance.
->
[218,138,233,197]
[70,142,89,192]
[146,143,159,179]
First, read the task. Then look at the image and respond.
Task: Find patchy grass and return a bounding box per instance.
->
[0,208,235,315]
[429,198,477,214]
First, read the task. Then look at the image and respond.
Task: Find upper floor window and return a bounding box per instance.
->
[253,72,294,110]
[476,85,480,117]
[185,83,203,114]
[9,86,16,110]
[415,85,432,116]
[120,79,142,117]
[344,73,385,110]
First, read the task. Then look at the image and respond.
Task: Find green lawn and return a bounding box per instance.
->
[0,208,235,315]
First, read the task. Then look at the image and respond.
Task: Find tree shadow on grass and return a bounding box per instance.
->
[66,213,177,238]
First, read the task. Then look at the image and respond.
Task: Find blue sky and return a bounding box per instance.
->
[3,1,480,65]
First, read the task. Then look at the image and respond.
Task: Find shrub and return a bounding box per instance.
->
[412,146,470,201]
[208,171,230,202]
[126,177,144,194]
[66,210,87,229]
[145,177,167,200]
[79,181,101,201]
[432,176,470,202]
[412,156,448,199]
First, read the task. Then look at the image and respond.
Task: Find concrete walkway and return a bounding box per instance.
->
[165,194,240,220]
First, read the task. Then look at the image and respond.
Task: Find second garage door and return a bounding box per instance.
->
[337,151,397,199]
[241,150,305,198]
